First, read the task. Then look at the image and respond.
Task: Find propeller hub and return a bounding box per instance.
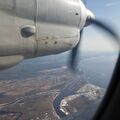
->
[85,9,95,27]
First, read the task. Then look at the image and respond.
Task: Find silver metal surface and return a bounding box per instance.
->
[36,0,86,56]
[0,0,88,70]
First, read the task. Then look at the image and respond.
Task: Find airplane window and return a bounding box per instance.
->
[0,0,119,120]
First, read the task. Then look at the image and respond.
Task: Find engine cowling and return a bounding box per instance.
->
[35,0,87,56]
[0,0,88,70]
[0,55,23,70]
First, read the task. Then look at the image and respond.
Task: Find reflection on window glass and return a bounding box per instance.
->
[0,0,120,120]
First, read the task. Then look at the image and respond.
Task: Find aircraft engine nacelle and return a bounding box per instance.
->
[35,0,87,56]
[0,0,87,70]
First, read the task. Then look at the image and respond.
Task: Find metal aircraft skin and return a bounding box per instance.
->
[0,0,94,70]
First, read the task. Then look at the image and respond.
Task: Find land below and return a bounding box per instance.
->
[0,66,104,120]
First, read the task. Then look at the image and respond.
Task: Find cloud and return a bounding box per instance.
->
[105,2,118,7]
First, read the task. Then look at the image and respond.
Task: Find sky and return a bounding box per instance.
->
[81,0,120,53]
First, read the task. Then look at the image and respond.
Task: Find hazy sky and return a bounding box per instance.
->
[81,0,120,52]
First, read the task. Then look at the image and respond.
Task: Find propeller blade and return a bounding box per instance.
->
[69,19,120,70]
[82,0,87,5]
[90,19,120,43]
[69,29,84,70]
